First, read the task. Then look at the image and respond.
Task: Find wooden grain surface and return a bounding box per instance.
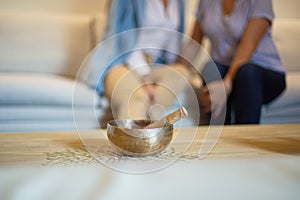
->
[0,124,300,166]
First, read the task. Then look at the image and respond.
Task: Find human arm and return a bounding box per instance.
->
[223,18,271,89]
[183,19,204,63]
[203,18,271,116]
[126,51,156,102]
[191,20,204,45]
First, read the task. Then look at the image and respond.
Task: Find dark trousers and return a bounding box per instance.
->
[201,61,286,124]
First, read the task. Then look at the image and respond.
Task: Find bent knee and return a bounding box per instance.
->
[104,65,136,98]
[235,64,262,82]
[172,63,191,79]
[106,65,129,80]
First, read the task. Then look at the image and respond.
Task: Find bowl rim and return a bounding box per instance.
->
[107,119,172,130]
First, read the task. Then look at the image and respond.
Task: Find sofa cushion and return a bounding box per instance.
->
[0,11,92,78]
[0,106,103,132]
[264,72,300,110]
[91,13,108,44]
[261,72,300,123]
[272,19,300,71]
[0,119,100,132]
[273,0,300,18]
[261,107,300,124]
[0,73,101,107]
[0,106,101,121]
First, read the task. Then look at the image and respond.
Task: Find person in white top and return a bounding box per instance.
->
[101,0,190,120]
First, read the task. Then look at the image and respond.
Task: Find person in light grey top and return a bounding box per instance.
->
[192,0,286,124]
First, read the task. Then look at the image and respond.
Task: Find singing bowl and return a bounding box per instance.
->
[107,119,173,156]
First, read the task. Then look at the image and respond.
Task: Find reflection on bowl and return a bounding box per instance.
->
[107,120,173,156]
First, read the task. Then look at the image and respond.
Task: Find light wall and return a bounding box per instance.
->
[0,0,108,14]
[1,0,298,45]
[273,0,300,18]
[1,0,299,18]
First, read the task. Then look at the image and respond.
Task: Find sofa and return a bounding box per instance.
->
[260,18,300,123]
[0,11,106,132]
[0,0,299,132]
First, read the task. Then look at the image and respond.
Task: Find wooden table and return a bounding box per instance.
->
[1,124,300,200]
[1,124,300,166]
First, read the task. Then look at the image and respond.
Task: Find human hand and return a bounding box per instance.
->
[144,83,156,103]
[142,75,156,103]
[201,79,232,117]
[199,85,211,113]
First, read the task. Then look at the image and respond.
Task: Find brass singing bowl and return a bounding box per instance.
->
[107,119,173,156]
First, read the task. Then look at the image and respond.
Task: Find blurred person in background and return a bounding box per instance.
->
[191,0,286,124]
[99,0,190,120]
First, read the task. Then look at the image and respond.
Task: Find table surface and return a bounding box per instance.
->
[1,124,300,200]
[1,124,300,166]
